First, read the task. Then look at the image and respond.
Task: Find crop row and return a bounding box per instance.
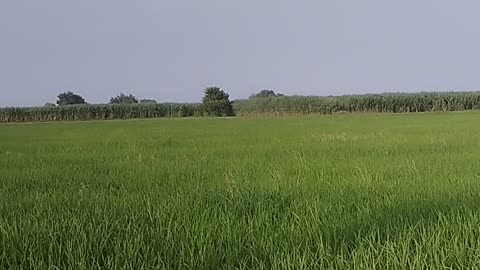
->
[3,92,480,122]
[234,92,480,115]
[0,103,202,122]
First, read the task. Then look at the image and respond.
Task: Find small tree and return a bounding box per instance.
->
[140,99,157,104]
[202,87,234,116]
[250,89,284,99]
[56,91,86,106]
[110,93,138,104]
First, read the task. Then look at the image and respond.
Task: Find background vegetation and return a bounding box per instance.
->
[2,112,480,268]
[3,91,480,122]
[110,93,140,104]
[202,87,235,117]
[235,91,480,116]
[0,103,203,122]
[56,91,86,106]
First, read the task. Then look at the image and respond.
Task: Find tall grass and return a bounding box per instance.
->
[234,91,480,115]
[0,103,202,123]
[2,112,480,268]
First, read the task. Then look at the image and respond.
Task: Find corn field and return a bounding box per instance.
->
[234,91,480,116]
[3,92,480,122]
[0,103,202,123]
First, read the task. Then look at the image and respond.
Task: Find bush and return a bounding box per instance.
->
[57,91,86,106]
[202,87,235,116]
[140,99,157,104]
[250,89,285,98]
[110,93,138,104]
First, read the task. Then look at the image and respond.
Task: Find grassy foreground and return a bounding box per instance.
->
[1,112,480,269]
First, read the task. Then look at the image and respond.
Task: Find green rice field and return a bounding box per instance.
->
[2,112,480,269]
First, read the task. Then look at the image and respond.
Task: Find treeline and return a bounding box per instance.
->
[234,91,480,116]
[0,87,235,123]
[3,90,480,123]
[0,87,236,123]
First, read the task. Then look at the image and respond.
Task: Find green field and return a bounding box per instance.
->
[2,112,480,269]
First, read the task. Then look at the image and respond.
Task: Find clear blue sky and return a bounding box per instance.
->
[1,0,480,107]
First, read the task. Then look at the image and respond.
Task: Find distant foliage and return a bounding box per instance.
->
[5,91,480,122]
[110,93,138,104]
[250,89,285,98]
[0,103,202,122]
[140,99,157,104]
[234,92,480,116]
[56,91,86,106]
[44,103,56,107]
[202,87,235,116]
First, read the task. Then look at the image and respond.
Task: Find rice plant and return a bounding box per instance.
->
[2,112,480,269]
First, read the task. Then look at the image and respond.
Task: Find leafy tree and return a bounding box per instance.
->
[56,91,86,106]
[140,99,157,104]
[202,87,234,116]
[250,89,285,98]
[110,93,138,104]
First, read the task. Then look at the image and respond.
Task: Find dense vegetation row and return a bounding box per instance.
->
[0,87,233,122]
[235,91,480,116]
[3,91,480,122]
[0,103,203,122]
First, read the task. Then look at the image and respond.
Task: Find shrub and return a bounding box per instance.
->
[57,91,86,106]
[110,93,138,104]
[140,99,157,104]
[202,87,234,116]
[250,89,285,98]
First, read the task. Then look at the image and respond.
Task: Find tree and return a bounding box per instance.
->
[140,99,157,104]
[56,91,86,106]
[202,87,234,116]
[250,89,284,99]
[110,93,138,104]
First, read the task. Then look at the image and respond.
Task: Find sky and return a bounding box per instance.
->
[1,0,480,107]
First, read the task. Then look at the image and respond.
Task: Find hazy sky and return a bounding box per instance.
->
[1,0,480,107]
